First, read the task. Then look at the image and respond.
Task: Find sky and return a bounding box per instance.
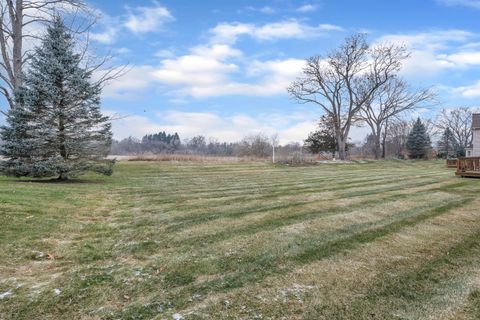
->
[65,0,480,143]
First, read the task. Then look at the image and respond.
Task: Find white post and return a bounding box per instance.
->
[271,133,278,163]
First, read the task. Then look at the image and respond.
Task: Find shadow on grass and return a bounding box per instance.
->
[14,178,106,184]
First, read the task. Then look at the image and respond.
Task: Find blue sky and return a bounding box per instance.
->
[82,0,480,143]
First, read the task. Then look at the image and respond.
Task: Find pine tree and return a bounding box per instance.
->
[304,115,337,157]
[0,17,113,179]
[406,118,432,159]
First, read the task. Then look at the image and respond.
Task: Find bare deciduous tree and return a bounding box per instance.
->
[237,133,271,158]
[288,34,408,160]
[435,107,475,151]
[0,0,94,109]
[385,119,411,158]
[357,78,435,159]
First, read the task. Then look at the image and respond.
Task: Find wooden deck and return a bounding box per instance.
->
[446,159,458,168]
[456,157,480,178]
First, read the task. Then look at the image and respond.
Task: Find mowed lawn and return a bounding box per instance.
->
[1,160,480,319]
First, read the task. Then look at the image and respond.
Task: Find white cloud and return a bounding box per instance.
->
[89,3,174,44]
[155,49,175,58]
[99,17,341,99]
[103,34,306,99]
[210,20,343,44]
[114,47,132,55]
[258,6,276,14]
[452,80,480,97]
[152,45,304,98]
[376,30,477,77]
[104,27,480,101]
[101,66,158,99]
[281,121,316,143]
[296,4,319,12]
[109,110,318,144]
[399,50,456,76]
[349,126,372,144]
[90,26,119,44]
[439,51,480,66]
[436,0,480,9]
[108,114,165,139]
[246,6,277,14]
[153,44,241,90]
[124,1,174,34]
[88,9,121,44]
[242,58,306,95]
[377,30,473,50]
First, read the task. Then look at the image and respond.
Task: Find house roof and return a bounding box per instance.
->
[474,113,480,129]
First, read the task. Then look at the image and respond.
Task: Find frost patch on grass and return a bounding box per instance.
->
[0,290,13,299]
[281,223,306,235]
[31,250,45,260]
[172,313,183,320]
[277,283,315,304]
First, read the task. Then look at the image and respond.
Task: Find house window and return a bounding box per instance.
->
[467,150,472,157]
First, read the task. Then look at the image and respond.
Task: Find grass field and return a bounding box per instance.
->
[1,160,480,319]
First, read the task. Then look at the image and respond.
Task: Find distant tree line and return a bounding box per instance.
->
[111,105,477,161]
[141,132,181,153]
[110,132,303,159]
[305,106,478,160]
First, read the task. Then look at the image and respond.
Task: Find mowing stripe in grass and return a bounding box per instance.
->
[336,176,443,198]
[159,178,450,244]
[115,175,447,237]
[124,170,407,198]
[122,173,399,209]
[304,217,480,319]
[456,290,480,320]
[293,197,473,264]
[151,197,472,311]
[161,173,447,224]
[124,172,446,208]
[117,163,446,198]
[192,195,480,320]
[168,189,455,249]
[114,196,470,318]
[108,179,458,255]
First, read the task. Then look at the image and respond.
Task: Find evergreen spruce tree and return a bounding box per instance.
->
[437,127,458,159]
[0,17,113,179]
[406,118,432,159]
[304,115,338,158]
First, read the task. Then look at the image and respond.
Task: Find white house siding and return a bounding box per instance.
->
[473,129,480,156]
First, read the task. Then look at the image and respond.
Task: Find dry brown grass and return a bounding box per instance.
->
[122,154,268,162]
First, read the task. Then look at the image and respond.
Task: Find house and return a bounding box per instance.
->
[466,113,480,157]
[457,113,480,177]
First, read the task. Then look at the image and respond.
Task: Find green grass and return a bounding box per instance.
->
[1,160,480,319]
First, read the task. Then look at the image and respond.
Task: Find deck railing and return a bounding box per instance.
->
[456,157,480,177]
[446,159,457,168]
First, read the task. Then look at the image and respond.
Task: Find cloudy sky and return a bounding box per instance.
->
[85,0,480,143]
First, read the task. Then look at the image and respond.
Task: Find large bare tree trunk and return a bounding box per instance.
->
[337,136,347,160]
[373,134,382,160]
[12,0,23,92]
[381,130,387,159]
